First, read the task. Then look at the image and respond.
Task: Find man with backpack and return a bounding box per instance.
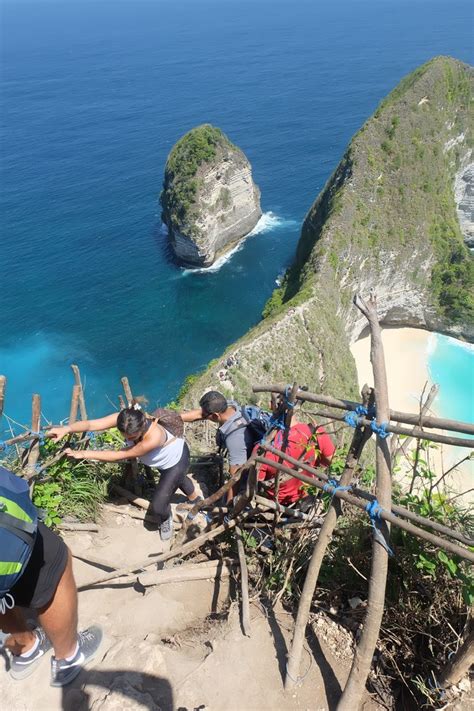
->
[181,391,270,501]
[181,390,335,506]
[0,466,103,686]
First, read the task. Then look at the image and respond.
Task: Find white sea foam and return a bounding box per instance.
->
[181,211,294,275]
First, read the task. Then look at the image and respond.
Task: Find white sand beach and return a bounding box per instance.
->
[350,328,473,502]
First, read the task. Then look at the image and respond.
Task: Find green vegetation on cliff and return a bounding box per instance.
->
[179,56,473,414]
[160,124,232,234]
[269,56,473,328]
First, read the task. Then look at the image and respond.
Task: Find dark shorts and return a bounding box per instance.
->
[9,522,69,610]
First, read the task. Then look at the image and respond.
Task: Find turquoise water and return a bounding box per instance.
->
[428,335,474,425]
[1,0,473,427]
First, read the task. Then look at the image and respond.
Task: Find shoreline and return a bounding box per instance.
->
[350,327,473,502]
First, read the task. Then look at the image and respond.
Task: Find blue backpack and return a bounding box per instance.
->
[217,404,274,452]
[0,467,38,605]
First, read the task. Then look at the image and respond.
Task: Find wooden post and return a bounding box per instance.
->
[0,376,6,420]
[118,395,126,410]
[285,386,374,690]
[119,377,141,494]
[69,385,80,425]
[273,381,299,528]
[71,364,87,420]
[25,394,41,480]
[438,624,474,688]
[235,526,251,637]
[121,377,133,407]
[338,292,393,711]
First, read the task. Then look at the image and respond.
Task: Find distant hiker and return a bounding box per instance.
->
[181,390,275,501]
[256,420,335,505]
[0,466,103,686]
[47,405,201,541]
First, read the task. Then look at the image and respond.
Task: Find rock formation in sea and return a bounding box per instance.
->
[160,124,262,268]
[178,56,473,409]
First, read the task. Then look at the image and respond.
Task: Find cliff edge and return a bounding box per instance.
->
[161,124,262,268]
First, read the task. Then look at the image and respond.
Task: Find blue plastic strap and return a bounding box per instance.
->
[366,500,394,556]
[370,420,390,439]
[343,411,359,428]
[323,478,353,496]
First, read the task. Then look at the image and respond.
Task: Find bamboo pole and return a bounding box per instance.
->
[285,386,374,690]
[71,364,87,420]
[252,385,474,436]
[260,444,474,548]
[78,511,252,591]
[338,292,393,710]
[235,526,251,637]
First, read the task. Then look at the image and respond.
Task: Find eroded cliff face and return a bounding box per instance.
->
[161,125,261,268]
[180,57,473,410]
[288,55,474,344]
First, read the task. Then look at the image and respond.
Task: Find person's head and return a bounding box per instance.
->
[117,406,147,441]
[199,390,228,423]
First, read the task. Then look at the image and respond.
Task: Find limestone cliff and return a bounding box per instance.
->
[161,124,261,268]
[178,57,473,410]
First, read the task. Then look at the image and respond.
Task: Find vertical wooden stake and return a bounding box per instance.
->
[235,525,251,637]
[273,381,299,530]
[0,375,6,420]
[119,376,141,494]
[338,292,393,711]
[121,377,133,407]
[69,385,80,426]
[71,364,87,420]
[26,394,41,480]
[285,385,374,690]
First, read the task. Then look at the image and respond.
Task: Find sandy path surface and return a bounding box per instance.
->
[1,500,380,711]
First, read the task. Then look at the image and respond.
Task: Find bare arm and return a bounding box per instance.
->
[180,408,205,423]
[64,424,167,462]
[47,413,120,441]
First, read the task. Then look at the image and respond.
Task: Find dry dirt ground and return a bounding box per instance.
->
[0,479,387,711]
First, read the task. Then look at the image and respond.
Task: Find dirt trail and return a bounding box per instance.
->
[1,494,381,711]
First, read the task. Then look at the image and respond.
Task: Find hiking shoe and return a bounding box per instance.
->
[160,513,174,541]
[50,625,103,687]
[9,627,52,680]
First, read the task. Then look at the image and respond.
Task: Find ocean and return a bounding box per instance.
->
[1,0,473,427]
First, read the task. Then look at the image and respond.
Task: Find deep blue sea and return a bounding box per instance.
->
[1,0,473,428]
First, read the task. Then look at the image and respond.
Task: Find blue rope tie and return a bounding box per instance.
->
[366,500,394,556]
[370,420,390,439]
[0,441,7,451]
[322,478,353,496]
[30,431,45,444]
[87,431,96,442]
[343,411,360,428]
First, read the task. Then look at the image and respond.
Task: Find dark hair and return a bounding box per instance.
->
[199,390,227,416]
[117,408,147,437]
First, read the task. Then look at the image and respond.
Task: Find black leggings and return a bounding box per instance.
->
[151,443,194,523]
